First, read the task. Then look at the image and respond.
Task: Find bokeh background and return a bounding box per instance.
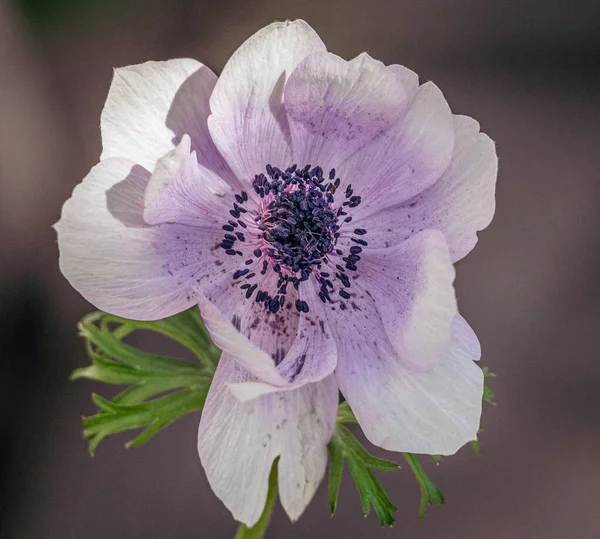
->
[1,0,599,537]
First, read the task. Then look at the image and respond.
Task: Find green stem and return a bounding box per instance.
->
[234,463,278,539]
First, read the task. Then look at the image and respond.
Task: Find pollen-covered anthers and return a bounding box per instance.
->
[219,164,368,314]
[218,189,249,256]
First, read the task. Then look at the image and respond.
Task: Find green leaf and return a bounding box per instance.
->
[481,366,495,378]
[402,453,445,518]
[72,308,219,454]
[84,388,208,454]
[336,400,358,424]
[80,308,220,368]
[328,409,398,526]
[483,384,496,405]
[481,366,496,405]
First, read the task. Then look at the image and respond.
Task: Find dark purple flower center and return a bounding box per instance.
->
[218,164,368,314]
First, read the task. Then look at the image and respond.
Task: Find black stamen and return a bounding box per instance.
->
[222,164,368,312]
[233,269,249,280]
[351,238,368,246]
[246,284,257,299]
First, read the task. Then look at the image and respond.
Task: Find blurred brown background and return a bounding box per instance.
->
[1,0,599,537]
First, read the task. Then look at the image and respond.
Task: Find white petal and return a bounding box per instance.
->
[388,64,419,99]
[208,20,326,180]
[55,158,231,320]
[358,230,457,371]
[335,314,483,455]
[284,51,408,170]
[198,357,338,525]
[101,59,230,177]
[352,115,497,261]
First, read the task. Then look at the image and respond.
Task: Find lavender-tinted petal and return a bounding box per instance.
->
[143,134,192,219]
[276,281,338,385]
[352,115,498,261]
[284,51,408,170]
[144,143,234,226]
[198,357,337,525]
[335,313,483,455]
[197,295,289,387]
[356,230,457,371]
[208,20,326,182]
[338,81,454,218]
[197,281,338,391]
[228,281,338,401]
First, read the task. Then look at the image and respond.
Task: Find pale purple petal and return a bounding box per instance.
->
[337,81,454,218]
[143,135,192,218]
[198,357,338,525]
[335,314,483,455]
[223,281,339,401]
[352,115,497,261]
[355,230,457,371]
[284,52,408,170]
[208,20,326,182]
[276,281,338,384]
[55,158,233,320]
[101,59,231,178]
[197,295,289,387]
[204,266,300,357]
[196,280,338,391]
[144,145,234,226]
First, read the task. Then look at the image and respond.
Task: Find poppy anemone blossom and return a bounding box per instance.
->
[55,20,497,526]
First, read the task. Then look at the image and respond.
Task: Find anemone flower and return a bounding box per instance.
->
[55,19,497,526]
